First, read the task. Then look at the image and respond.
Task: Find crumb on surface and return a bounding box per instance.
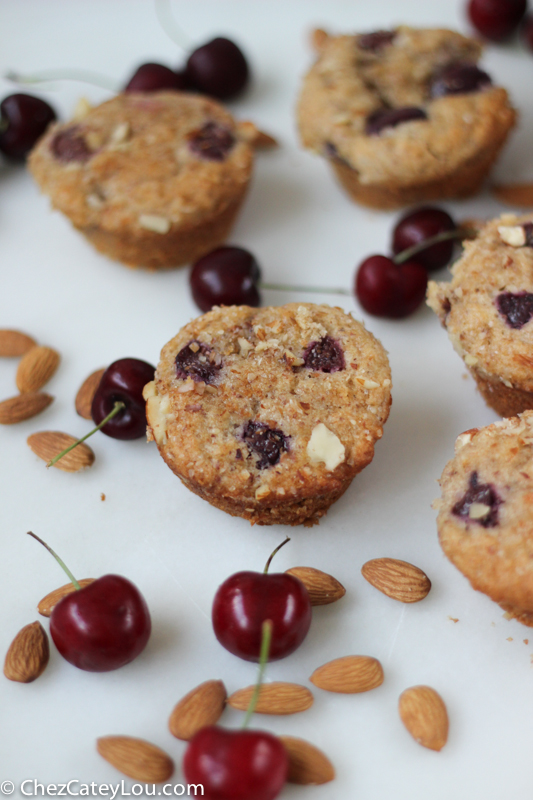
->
[100,493,106,501]
[448,616,459,623]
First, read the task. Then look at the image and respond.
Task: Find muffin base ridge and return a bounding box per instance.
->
[79,191,248,270]
[469,367,533,418]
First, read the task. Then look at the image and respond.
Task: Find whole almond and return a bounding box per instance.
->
[310,655,384,694]
[38,579,95,617]
[4,621,49,683]
[398,685,449,751]
[285,566,345,606]
[75,368,105,419]
[361,558,431,603]
[169,679,226,740]
[228,682,313,715]
[279,736,335,785]
[16,346,60,393]
[96,736,174,782]
[27,431,95,472]
[0,393,53,424]
[0,329,37,357]
[492,182,533,207]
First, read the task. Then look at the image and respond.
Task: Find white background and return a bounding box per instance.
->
[1,2,533,798]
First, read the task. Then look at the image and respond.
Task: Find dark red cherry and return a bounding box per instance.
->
[392,206,456,271]
[183,726,288,800]
[50,574,151,672]
[430,63,492,98]
[212,570,312,662]
[186,37,249,99]
[124,62,189,93]
[91,358,155,440]
[355,255,428,318]
[0,93,56,160]
[452,471,501,528]
[190,246,261,311]
[468,0,527,41]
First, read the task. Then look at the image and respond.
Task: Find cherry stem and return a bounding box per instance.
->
[242,619,273,729]
[155,0,193,51]
[47,401,125,468]
[27,531,81,590]
[5,69,119,92]
[260,282,351,296]
[393,227,477,265]
[263,536,290,574]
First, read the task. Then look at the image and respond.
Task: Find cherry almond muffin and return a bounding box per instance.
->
[29,92,266,269]
[427,214,533,417]
[435,413,533,626]
[297,27,516,209]
[144,303,392,526]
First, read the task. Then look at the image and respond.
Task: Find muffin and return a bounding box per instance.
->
[427,213,533,417]
[435,413,533,626]
[297,26,516,210]
[143,303,392,526]
[29,92,268,269]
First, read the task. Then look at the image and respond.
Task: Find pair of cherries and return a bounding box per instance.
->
[125,36,248,100]
[190,206,459,320]
[185,540,312,799]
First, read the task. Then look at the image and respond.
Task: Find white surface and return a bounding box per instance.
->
[1,2,532,798]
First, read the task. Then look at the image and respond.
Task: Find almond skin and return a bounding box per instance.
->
[279,736,335,785]
[75,368,105,419]
[0,393,53,424]
[310,655,384,694]
[38,579,95,617]
[0,329,37,357]
[285,566,345,606]
[169,679,227,741]
[4,621,49,683]
[398,685,449,751]
[16,345,60,393]
[96,736,174,782]
[228,682,314,715]
[27,431,95,471]
[361,558,431,603]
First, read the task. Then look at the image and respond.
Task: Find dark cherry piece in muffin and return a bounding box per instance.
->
[435,413,533,626]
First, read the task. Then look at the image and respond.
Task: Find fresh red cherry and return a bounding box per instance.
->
[183,726,288,800]
[212,540,312,662]
[190,246,261,311]
[186,37,249,99]
[392,207,456,271]
[0,93,57,160]
[467,0,527,41]
[124,62,189,93]
[91,357,155,440]
[51,575,151,672]
[355,255,428,318]
[28,532,151,672]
